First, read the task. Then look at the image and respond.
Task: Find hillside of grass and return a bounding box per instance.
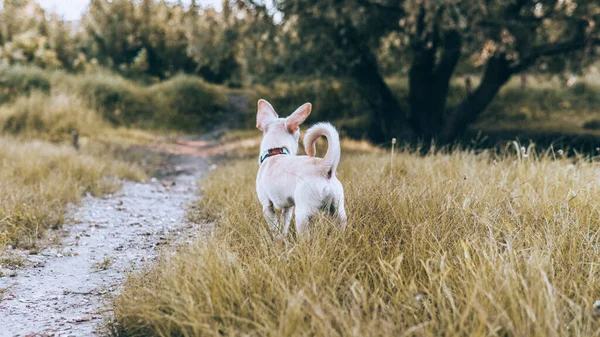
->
[3,65,600,142]
[0,66,229,132]
[113,144,600,336]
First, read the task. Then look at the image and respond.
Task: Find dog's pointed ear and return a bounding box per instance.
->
[257,99,278,131]
[285,103,312,133]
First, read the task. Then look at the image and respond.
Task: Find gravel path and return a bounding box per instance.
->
[0,152,209,336]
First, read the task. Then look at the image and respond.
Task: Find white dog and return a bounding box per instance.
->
[255,99,346,236]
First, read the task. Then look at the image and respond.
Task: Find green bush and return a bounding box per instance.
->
[66,72,154,126]
[149,75,228,131]
[0,66,52,103]
[0,91,106,141]
[0,67,230,131]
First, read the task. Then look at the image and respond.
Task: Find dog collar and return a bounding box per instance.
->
[259,147,290,165]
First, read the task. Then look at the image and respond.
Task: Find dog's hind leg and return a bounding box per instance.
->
[262,202,279,234]
[280,207,294,235]
[335,197,347,230]
[331,179,347,229]
[294,206,312,237]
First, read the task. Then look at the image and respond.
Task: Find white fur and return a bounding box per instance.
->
[256,99,346,237]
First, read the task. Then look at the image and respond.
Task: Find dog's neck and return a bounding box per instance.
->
[259,147,290,165]
[259,135,299,157]
[259,121,300,160]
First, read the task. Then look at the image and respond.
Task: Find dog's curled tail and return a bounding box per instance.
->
[304,122,341,178]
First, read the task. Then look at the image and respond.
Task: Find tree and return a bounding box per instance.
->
[273,0,410,142]
[0,0,70,69]
[405,0,600,142]
[187,2,246,85]
[81,0,239,81]
[47,14,75,70]
[261,0,600,143]
[83,0,142,69]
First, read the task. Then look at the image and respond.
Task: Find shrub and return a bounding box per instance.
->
[0,66,52,103]
[0,67,231,131]
[0,91,107,141]
[65,71,154,126]
[149,75,228,131]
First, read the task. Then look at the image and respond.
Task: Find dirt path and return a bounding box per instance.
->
[0,141,213,337]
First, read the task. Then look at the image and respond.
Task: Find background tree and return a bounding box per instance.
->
[405,0,600,142]
[263,0,600,143]
[0,0,70,68]
[81,0,246,83]
[83,0,142,69]
[271,0,409,142]
[186,2,245,85]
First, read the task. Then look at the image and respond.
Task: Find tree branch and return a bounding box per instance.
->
[510,36,600,73]
[478,16,589,29]
[414,2,426,44]
[434,30,462,85]
[355,0,404,16]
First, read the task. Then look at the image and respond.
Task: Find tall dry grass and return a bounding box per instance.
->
[0,91,107,141]
[113,145,600,336]
[0,66,230,130]
[0,137,145,248]
[0,80,158,249]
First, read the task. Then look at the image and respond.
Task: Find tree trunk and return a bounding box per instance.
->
[441,54,513,142]
[409,30,462,141]
[352,57,410,143]
[408,43,440,139]
[330,18,412,143]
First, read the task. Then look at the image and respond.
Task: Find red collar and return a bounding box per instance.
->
[259,147,290,165]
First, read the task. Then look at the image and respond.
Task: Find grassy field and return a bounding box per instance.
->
[2,64,600,333]
[113,142,600,336]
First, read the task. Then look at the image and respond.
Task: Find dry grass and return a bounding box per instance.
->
[0,88,163,249]
[113,143,600,336]
[0,137,145,248]
[0,91,107,141]
[0,90,163,146]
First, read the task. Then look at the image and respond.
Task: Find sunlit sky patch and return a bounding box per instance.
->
[36,0,223,21]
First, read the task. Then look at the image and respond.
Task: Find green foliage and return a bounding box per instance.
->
[3,64,600,140]
[249,79,376,138]
[67,72,154,126]
[150,75,228,131]
[0,0,254,85]
[0,66,52,103]
[0,31,62,68]
[0,66,231,131]
[0,91,107,141]
[80,0,248,84]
